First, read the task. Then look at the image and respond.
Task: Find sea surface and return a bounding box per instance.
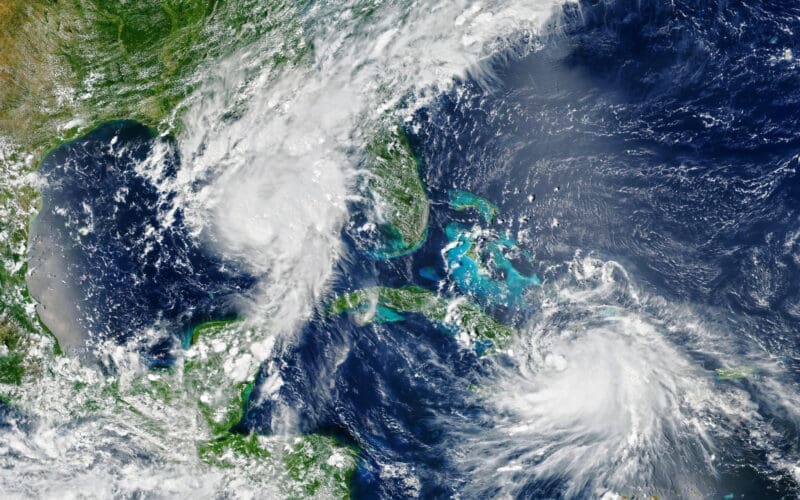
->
[17,0,800,497]
[256,1,800,497]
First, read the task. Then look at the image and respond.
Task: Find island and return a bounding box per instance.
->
[330,286,516,354]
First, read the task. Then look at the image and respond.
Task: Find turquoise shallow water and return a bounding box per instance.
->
[443,222,540,308]
[28,120,255,360]
[449,190,498,223]
[15,0,800,497]
[255,1,800,496]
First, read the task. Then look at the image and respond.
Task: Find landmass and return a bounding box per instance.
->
[444,222,541,307]
[0,0,308,383]
[0,1,351,494]
[364,128,429,257]
[184,320,356,496]
[716,366,757,381]
[329,286,516,353]
[87,319,356,495]
[449,189,498,224]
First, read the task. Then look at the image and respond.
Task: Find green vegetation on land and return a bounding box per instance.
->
[131,320,357,493]
[183,320,253,436]
[0,2,353,493]
[449,189,498,224]
[716,366,757,381]
[185,321,357,494]
[0,0,308,389]
[365,128,429,257]
[284,434,356,499]
[2,0,309,155]
[330,286,516,350]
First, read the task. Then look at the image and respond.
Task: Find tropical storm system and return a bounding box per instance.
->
[1,0,800,498]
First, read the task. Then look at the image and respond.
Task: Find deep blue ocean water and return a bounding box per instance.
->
[30,121,255,363]
[268,1,800,497]
[26,0,800,497]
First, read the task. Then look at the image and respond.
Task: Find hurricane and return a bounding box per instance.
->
[1,0,800,498]
[453,255,799,497]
